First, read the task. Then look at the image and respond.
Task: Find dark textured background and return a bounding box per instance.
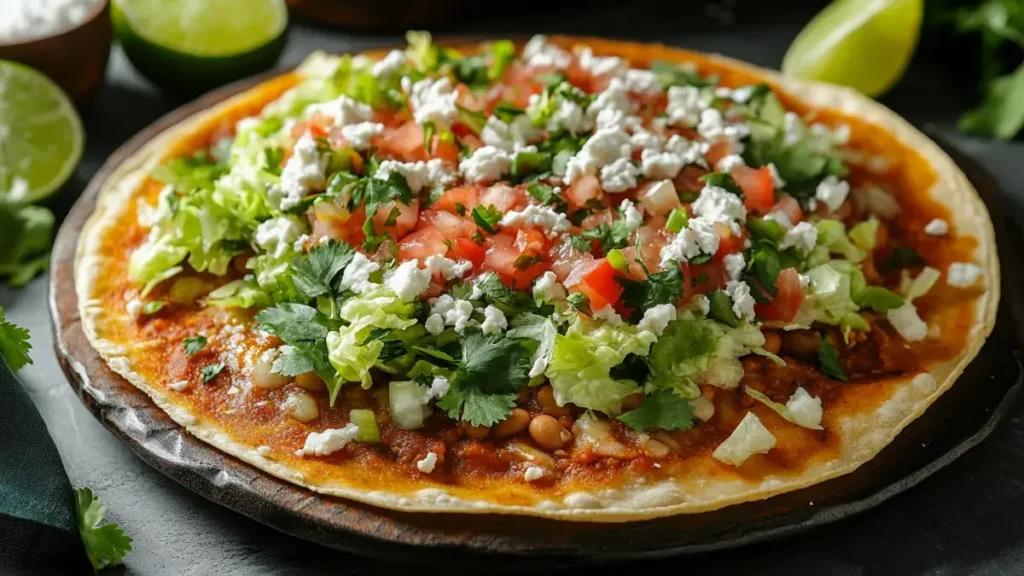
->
[3,2,1024,573]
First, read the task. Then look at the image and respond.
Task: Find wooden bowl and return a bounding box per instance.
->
[0,1,113,107]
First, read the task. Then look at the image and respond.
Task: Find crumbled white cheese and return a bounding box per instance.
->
[371,49,407,77]
[664,134,709,163]
[690,393,715,421]
[659,217,720,267]
[767,163,786,189]
[724,252,746,281]
[619,199,643,231]
[425,255,473,281]
[296,423,360,457]
[169,380,189,392]
[424,313,445,335]
[255,217,302,259]
[500,204,572,234]
[339,122,384,150]
[630,127,663,151]
[126,298,143,319]
[444,299,475,333]
[731,85,756,103]
[786,387,824,430]
[563,127,631,184]
[481,114,541,151]
[763,210,794,230]
[587,77,634,118]
[887,302,928,342]
[622,69,662,94]
[375,159,454,193]
[480,305,508,335]
[533,271,567,303]
[529,357,549,379]
[524,465,546,482]
[640,149,684,180]
[522,35,571,69]
[692,185,747,226]
[947,262,982,287]
[691,294,711,316]
[387,260,432,301]
[338,252,380,294]
[592,305,625,325]
[780,221,818,254]
[273,135,328,210]
[407,76,459,127]
[815,175,850,212]
[725,280,756,323]
[459,145,513,183]
[429,376,450,399]
[924,218,949,236]
[799,273,811,288]
[637,304,677,336]
[712,412,776,466]
[665,85,708,127]
[599,157,639,192]
[716,153,745,173]
[550,99,592,134]
[416,451,439,474]
[783,112,805,146]
[305,95,374,127]
[576,47,627,77]
[137,185,175,228]
[697,108,749,148]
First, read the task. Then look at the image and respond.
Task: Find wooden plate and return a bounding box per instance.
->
[48,75,1024,567]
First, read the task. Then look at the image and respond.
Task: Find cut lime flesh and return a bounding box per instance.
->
[782,0,923,97]
[0,60,84,203]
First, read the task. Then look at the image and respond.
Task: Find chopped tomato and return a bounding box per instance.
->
[686,262,727,296]
[713,222,745,262]
[515,228,549,255]
[732,165,774,214]
[550,246,599,287]
[378,121,424,160]
[372,200,420,238]
[580,210,612,231]
[576,259,624,310]
[431,138,460,163]
[291,114,332,140]
[619,247,648,281]
[449,237,487,268]
[565,175,601,209]
[705,140,734,167]
[479,184,528,213]
[673,165,708,196]
[398,227,449,262]
[433,186,480,214]
[309,203,365,247]
[772,194,804,224]
[418,209,476,240]
[460,133,485,152]
[484,231,545,288]
[755,268,805,322]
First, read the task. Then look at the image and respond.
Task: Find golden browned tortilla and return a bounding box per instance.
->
[75,36,998,521]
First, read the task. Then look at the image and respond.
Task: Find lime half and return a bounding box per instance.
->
[112,0,289,97]
[782,0,923,97]
[0,61,84,203]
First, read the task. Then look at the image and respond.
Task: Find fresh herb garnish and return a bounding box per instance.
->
[818,338,849,381]
[566,291,591,315]
[290,240,355,299]
[699,172,744,197]
[707,289,740,327]
[650,60,716,89]
[0,306,31,370]
[151,150,226,192]
[472,204,503,233]
[200,361,226,383]
[617,389,696,432]
[575,220,633,254]
[527,183,568,212]
[476,272,536,315]
[883,247,926,271]
[75,488,133,572]
[183,335,208,356]
[617,257,684,321]
[141,301,166,315]
[437,332,533,426]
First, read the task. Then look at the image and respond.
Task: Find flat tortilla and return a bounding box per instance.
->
[75,37,998,521]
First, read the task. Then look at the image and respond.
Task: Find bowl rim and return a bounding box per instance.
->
[0,0,110,49]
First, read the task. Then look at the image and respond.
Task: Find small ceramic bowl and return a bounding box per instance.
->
[0,0,113,106]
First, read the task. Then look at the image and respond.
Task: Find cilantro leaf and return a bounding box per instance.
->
[566,291,591,315]
[509,151,553,182]
[699,172,744,197]
[0,197,55,287]
[151,151,226,192]
[617,263,684,321]
[352,171,413,217]
[707,289,740,327]
[183,335,207,356]
[75,488,132,572]
[883,246,926,271]
[0,307,32,370]
[255,303,332,342]
[472,204,503,233]
[818,338,849,381]
[617,389,696,431]
[746,241,781,301]
[577,220,633,254]
[476,272,536,315]
[290,240,355,298]
[200,362,226,383]
[527,183,568,212]
[438,332,532,426]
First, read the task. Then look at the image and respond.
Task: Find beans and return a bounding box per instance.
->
[233,254,250,274]
[762,330,782,355]
[464,423,491,440]
[529,414,571,450]
[780,330,822,359]
[494,408,530,438]
[621,392,645,411]
[294,372,324,392]
[251,350,290,390]
[535,385,570,417]
[283,391,319,422]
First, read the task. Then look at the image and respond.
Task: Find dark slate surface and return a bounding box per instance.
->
[3,3,1024,574]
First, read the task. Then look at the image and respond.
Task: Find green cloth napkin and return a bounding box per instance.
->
[0,359,92,574]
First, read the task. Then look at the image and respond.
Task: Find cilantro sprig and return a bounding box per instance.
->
[0,306,31,371]
[818,337,849,381]
[616,255,684,322]
[75,488,133,572]
[183,335,207,356]
[617,389,696,432]
[437,332,533,426]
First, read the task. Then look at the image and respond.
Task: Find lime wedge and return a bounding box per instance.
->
[782,0,923,97]
[0,60,84,203]
[112,0,289,96]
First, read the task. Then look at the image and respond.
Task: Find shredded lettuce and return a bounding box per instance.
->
[544,319,657,415]
[204,278,271,309]
[326,318,383,390]
[816,220,866,263]
[848,217,879,252]
[901,266,941,302]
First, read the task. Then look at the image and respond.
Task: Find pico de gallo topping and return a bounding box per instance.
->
[127,33,979,472]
